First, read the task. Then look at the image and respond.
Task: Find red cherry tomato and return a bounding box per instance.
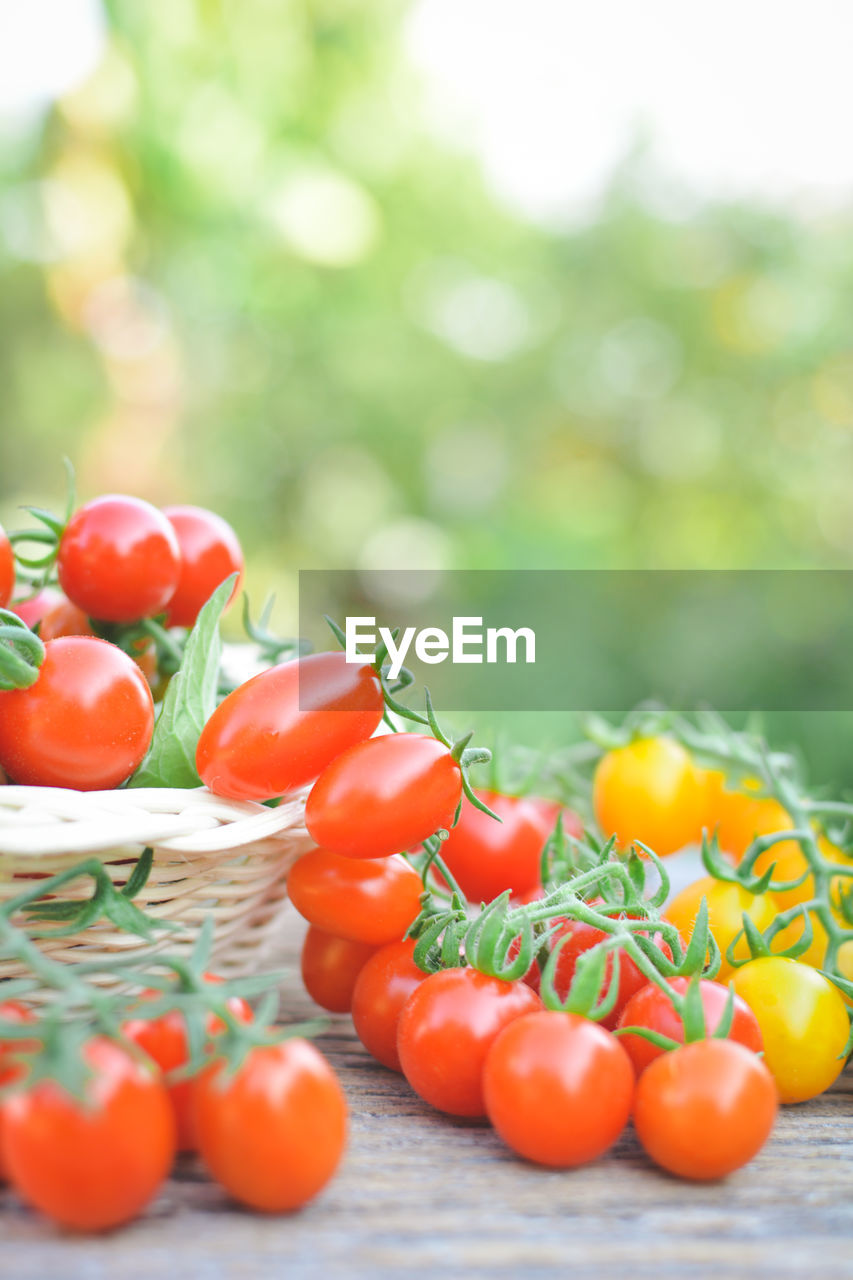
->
[3,1037,175,1231]
[439,791,582,902]
[484,1010,634,1167]
[616,977,763,1075]
[0,636,154,790]
[541,915,676,1030]
[123,976,252,1151]
[161,505,244,629]
[9,587,64,630]
[351,939,427,1071]
[633,1038,778,1179]
[0,1001,37,1182]
[38,597,95,640]
[397,967,542,1117]
[300,925,378,1013]
[193,1037,347,1212]
[58,495,181,623]
[0,525,14,608]
[306,734,463,859]
[288,849,423,945]
[197,652,383,802]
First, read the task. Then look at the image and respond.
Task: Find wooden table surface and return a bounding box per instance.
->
[4,914,853,1279]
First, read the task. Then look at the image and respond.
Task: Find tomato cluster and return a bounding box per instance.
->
[0,982,347,1231]
[593,732,853,1105]
[285,765,782,1181]
[0,495,244,791]
[4,481,852,1220]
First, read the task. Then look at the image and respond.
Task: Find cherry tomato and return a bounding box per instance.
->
[704,772,788,861]
[300,925,377,1013]
[484,1010,634,1167]
[193,1037,347,1212]
[0,525,14,608]
[58,495,181,623]
[38,597,95,640]
[616,977,763,1075]
[633,1039,777,1179]
[306,734,463,860]
[351,939,427,1071]
[197,652,383,802]
[748,832,847,915]
[3,1037,174,1231]
[732,956,849,1103]
[593,736,706,856]
[123,976,252,1151]
[9,587,64,630]
[667,876,779,980]
[0,1001,37,1182]
[288,849,423,945]
[161,505,244,629]
[0,636,154,790]
[397,967,542,1117]
[438,790,582,902]
[541,914,675,1030]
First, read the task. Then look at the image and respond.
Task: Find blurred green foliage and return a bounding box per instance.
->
[2,0,853,784]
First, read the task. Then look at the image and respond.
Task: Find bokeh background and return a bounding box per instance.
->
[2,0,853,782]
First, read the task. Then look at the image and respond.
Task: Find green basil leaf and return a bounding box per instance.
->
[128,574,236,789]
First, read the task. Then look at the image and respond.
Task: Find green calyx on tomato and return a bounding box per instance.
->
[405,826,718,1047]
[0,608,45,691]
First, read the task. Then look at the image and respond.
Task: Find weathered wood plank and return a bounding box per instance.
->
[3,915,853,1279]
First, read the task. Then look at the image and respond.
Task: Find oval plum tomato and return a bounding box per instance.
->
[197,651,383,802]
[732,956,849,1103]
[484,1010,634,1167]
[616,977,763,1076]
[0,525,14,608]
[9,587,64,630]
[0,636,154,790]
[542,915,675,1030]
[633,1039,777,1179]
[193,1037,347,1213]
[0,1001,37,1182]
[439,791,582,902]
[288,849,422,946]
[306,734,463,860]
[397,967,542,1117]
[3,1037,174,1231]
[593,736,706,856]
[667,876,778,980]
[161,505,244,629]
[123,976,252,1152]
[351,938,427,1071]
[58,494,180,623]
[301,925,378,1013]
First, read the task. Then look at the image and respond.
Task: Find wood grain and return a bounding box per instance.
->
[3,914,853,1279]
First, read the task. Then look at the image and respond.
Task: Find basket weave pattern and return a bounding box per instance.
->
[0,786,313,991]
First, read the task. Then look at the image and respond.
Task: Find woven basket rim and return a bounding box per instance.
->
[0,784,309,858]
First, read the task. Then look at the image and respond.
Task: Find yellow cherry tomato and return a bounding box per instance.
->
[748,832,849,913]
[667,876,779,980]
[732,957,849,1103]
[704,772,790,862]
[593,737,706,857]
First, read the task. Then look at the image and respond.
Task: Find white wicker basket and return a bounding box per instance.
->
[0,785,313,993]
